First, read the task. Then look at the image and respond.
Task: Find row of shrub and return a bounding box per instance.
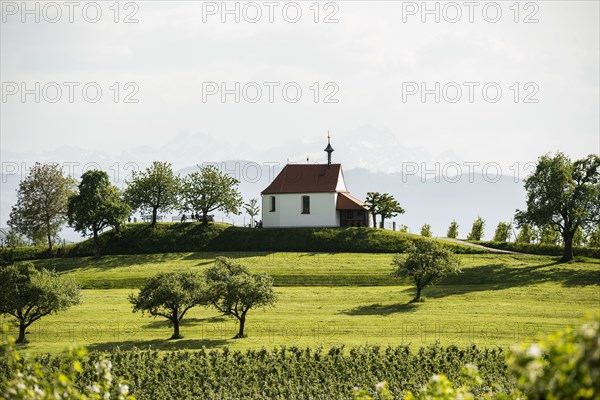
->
[474,241,600,259]
[0,223,485,262]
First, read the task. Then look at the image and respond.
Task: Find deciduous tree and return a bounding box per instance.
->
[67,170,130,259]
[493,221,513,242]
[446,220,459,239]
[244,198,260,228]
[420,224,432,237]
[515,223,535,244]
[8,163,75,250]
[466,217,485,241]
[0,263,81,343]
[129,271,207,339]
[515,153,600,262]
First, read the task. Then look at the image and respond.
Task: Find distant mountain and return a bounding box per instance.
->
[1,160,525,243]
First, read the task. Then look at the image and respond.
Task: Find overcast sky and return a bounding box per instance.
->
[1,1,599,175]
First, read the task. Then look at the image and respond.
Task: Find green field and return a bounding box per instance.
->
[3,252,598,355]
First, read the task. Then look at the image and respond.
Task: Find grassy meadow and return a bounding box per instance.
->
[2,252,598,354]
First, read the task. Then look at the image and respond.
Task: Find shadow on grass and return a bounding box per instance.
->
[143,316,227,329]
[86,338,228,352]
[341,302,418,316]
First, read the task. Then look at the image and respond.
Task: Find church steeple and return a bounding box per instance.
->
[324,131,334,166]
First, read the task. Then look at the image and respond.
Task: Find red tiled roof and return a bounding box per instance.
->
[336,192,367,210]
[262,164,342,194]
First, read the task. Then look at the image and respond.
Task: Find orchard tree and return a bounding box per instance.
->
[493,221,513,242]
[182,166,243,225]
[364,192,382,228]
[8,163,76,250]
[446,220,459,239]
[365,192,405,228]
[205,257,276,338]
[392,240,461,302]
[0,263,81,343]
[420,224,432,237]
[244,198,260,227]
[129,271,207,340]
[516,153,600,262]
[466,216,485,241]
[125,161,181,227]
[516,223,535,244]
[67,170,130,259]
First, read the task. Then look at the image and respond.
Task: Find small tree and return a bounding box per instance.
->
[392,240,461,302]
[420,224,432,237]
[572,226,587,247]
[466,217,485,241]
[205,257,276,338]
[129,271,207,340]
[364,192,382,228]
[8,163,76,250]
[588,227,600,248]
[515,153,600,262]
[67,170,130,259]
[124,161,181,227]
[1,229,27,248]
[493,221,513,242]
[378,194,405,229]
[0,263,81,343]
[244,198,260,227]
[539,225,560,245]
[399,224,410,233]
[182,166,243,225]
[446,220,459,239]
[516,223,535,244]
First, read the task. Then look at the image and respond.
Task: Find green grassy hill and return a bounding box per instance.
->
[1,223,484,262]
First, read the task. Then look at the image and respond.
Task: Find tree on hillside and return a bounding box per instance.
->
[539,225,561,245]
[493,221,513,242]
[129,271,207,340]
[588,227,600,248]
[515,223,535,244]
[392,240,461,303]
[572,226,588,247]
[182,166,243,225]
[420,224,432,237]
[244,198,260,228]
[466,217,485,241]
[8,163,76,250]
[1,229,27,248]
[364,192,382,228]
[446,220,459,239]
[0,263,81,343]
[378,194,405,229]
[67,170,130,259]
[516,153,600,262]
[205,257,276,338]
[124,161,181,227]
[398,224,410,233]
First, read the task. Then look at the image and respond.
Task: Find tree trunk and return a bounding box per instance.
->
[202,211,209,225]
[561,234,574,262]
[47,231,53,251]
[151,207,158,227]
[412,286,422,303]
[380,217,385,229]
[171,318,181,339]
[235,315,246,339]
[371,212,377,228]
[17,321,27,344]
[93,230,101,260]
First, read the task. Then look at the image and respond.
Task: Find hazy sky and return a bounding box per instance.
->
[1,0,599,174]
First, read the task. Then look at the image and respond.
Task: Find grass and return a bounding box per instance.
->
[3,252,598,354]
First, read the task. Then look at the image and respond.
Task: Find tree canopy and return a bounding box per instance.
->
[182,166,243,225]
[365,192,405,228]
[466,217,485,241]
[446,220,459,239]
[392,240,461,302]
[129,271,207,339]
[8,163,76,249]
[0,263,81,343]
[515,153,600,261]
[125,161,181,226]
[204,257,276,338]
[67,170,130,259]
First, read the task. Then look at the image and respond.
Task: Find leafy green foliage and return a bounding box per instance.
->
[420,224,432,237]
[392,240,461,302]
[446,220,459,239]
[243,198,260,227]
[1,336,132,399]
[539,225,560,245]
[589,226,600,248]
[515,223,535,244]
[67,170,130,259]
[0,263,81,343]
[573,226,588,247]
[124,162,181,226]
[1,229,28,248]
[205,257,276,338]
[8,163,76,249]
[493,221,513,242]
[466,216,486,241]
[182,165,243,225]
[515,153,600,261]
[365,192,405,228]
[129,271,207,339]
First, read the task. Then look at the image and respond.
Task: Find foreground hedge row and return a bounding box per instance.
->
[1,343,511,399]
[474,241,600,259]
[0,223,484,262]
